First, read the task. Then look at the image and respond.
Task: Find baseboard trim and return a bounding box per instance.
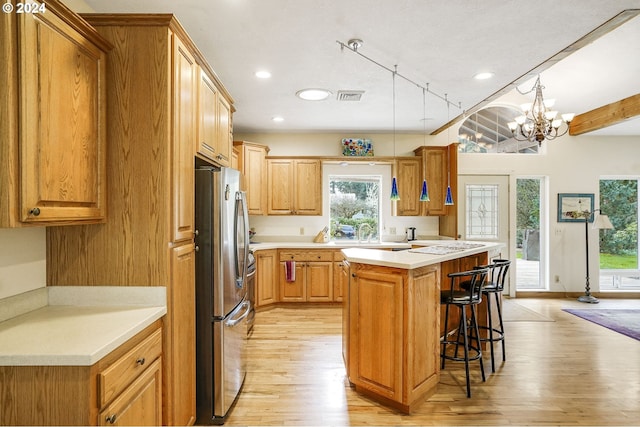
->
[515,291,640,299]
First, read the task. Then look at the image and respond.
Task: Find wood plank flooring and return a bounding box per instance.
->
[224,298,640,426]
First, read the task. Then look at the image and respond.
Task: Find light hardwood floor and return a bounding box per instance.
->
[225,298,640,426]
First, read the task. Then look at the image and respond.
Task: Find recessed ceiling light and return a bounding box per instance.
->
[296,88,331,101]
[255,70,271,79]
[474,72,494,80]
[271,116,284,122]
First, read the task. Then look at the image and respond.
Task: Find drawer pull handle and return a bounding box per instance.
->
[29,207,41,216]
[105,414,117,424]
[136,357,145,366]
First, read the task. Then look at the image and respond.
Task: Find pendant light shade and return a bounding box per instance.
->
[391,177,400,201]
[445,185,454,205]
[419,179,430,201]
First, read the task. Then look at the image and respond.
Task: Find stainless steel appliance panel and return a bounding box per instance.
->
[195,166,250,425]
[213,299,250,416]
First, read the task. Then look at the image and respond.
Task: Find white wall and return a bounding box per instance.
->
[0,228,46,299]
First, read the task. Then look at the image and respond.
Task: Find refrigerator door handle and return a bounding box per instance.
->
[234,191,250,289]
[225,300,251,327]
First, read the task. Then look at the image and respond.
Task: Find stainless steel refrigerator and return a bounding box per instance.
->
[195,166,250,425]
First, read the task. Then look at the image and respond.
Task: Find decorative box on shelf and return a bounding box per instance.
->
[342,138,374,156]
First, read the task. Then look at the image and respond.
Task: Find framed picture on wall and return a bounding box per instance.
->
[557,193,594,222]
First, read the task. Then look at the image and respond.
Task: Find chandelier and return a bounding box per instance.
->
[507,76,575,146]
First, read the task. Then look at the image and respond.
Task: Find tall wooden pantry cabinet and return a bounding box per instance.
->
[46,15,234,426]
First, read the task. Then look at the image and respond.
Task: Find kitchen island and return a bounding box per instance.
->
[341,241,503,413]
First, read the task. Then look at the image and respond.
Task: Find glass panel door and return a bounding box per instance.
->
[599,178,640,290]
[515,177,546,290]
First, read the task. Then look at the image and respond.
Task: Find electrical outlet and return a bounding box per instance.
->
[389,227,396,235]
[299,227,304,235]
[554,275,560,283]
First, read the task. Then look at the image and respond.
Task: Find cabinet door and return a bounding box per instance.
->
[333,260,347,302]
[197,69,218,161]
[307,261,333,302]
[215,94,232,167]
[172,37,197,243]
[293,160,322,215]
[244,145,267,215]
[394,158,421,216]
[167,243,196,426]
[422,148,447,215]
[256,250,277,306]
[19,7,107,223]
[349,265,403,401]
[279,262,305,301]
[99,358,162,426]
[267,159,294,214]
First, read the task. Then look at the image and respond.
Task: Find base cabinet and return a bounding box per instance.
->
[279,250,333,302]
[256,249,278,306]
[0,322,163,426]
[347,263,441,413]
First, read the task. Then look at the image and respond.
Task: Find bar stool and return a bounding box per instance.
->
[440,266,490,398]
[467,259,511,373]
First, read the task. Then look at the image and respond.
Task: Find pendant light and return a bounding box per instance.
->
[444,97,454,206]
[390,67,400,201]
[419,85,430,202]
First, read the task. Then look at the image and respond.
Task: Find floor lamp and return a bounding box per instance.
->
[578,209,614,304]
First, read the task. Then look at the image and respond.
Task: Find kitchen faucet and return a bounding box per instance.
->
[358,223,373,243]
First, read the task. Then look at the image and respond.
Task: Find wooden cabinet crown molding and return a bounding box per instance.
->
[82,13,234,105]
[37,0,114,51]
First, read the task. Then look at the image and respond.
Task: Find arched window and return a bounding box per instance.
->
[458,106,541,153]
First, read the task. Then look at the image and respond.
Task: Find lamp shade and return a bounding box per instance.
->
[419,180,430,201]
[592,213,614,230]
[390,176,400,201]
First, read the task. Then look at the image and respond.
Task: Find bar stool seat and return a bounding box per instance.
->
[440,266,490,398]
[461,259,511,373]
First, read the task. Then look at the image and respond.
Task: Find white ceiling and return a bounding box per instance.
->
[81,0,640,136]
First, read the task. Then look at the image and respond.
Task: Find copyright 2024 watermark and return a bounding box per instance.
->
[3,2,47,13]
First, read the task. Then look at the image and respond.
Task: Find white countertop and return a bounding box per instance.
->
[250,241,412,251]
[0,287,166,366]
[342,241,504,269]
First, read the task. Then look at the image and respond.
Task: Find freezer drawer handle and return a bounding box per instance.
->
[225,301,251,327]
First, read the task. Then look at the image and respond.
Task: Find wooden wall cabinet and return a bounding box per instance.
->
[267,158,322,215]
[0,0,110,227]
[256,249,278,307]
[393,158,422,216]
[413,147,448,216]
[234,141,270,215]
[411,144,459,238]
[278,250,333,302]
[46,14,232,426]
[196,64,234,167]
[0,322,163,426]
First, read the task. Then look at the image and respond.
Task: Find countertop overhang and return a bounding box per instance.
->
[342,241,504,269]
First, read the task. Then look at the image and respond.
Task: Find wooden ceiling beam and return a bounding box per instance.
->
[569,93,640,135]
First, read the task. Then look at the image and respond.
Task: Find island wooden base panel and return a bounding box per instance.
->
[224,299,640,426]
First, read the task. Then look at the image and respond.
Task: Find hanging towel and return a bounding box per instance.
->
[285,260,296,282]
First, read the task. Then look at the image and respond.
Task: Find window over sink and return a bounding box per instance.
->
[329,174,381,242]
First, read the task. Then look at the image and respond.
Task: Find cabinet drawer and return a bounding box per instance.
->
[99,328,163,407]
[279,250,333,262]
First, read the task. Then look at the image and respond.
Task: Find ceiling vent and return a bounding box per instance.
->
[337,90,364,101]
